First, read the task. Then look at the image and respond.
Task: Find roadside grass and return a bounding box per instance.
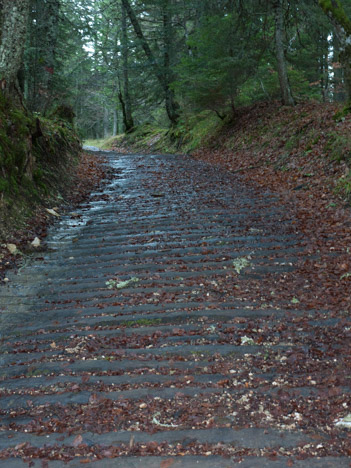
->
[84,135,124,150]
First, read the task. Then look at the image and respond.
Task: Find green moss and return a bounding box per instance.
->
[0,94,81,242]
[335,173,351,200]
[85,110,225,155]
[84,136,120,150]
[180,111,223,152]
[333,104,351,121]
[50,104,76,125]
[0,97,33,181]
[325,132,351,162]
[0,177,9,193]
[285,135,299,151]
[9,175,19,194]
[305,134,320,151]
[319,1,351,35]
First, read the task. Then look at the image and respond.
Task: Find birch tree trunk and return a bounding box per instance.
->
[0,0,30,96]
[273,0,295,106]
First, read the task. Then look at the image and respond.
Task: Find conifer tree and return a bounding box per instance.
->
[319,0,351,103]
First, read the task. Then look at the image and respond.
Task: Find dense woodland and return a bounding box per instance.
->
[0,0,351,139]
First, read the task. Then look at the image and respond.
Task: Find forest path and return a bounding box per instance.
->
[0,153,349,467]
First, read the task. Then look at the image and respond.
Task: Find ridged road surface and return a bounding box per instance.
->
[0,153,349,467]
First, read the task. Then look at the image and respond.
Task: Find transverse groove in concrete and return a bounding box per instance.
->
[0,152,346,465]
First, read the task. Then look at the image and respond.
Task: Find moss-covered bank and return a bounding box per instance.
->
[86,111,224,154]
[0,95,81,241]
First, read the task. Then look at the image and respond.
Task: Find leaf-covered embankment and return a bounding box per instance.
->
[191,101,351,313]
[0,96,109,278]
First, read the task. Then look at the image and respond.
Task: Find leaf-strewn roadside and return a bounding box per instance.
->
[0,151,111,281]
[191,102,351,314]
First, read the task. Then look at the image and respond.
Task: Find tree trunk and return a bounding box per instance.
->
[319,0,351,103]
[121,2,134,132]
[121,0,179,124]
[41,0,60,113]
[0,0,30,96]
[332,33,346,102]
[162,0,180,125]
[103,107,109,138]
[319,34,329,102]
[118,90,130,133]
[273,0,295,106]
[113,109,119,136]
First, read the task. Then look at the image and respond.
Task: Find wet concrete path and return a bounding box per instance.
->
[0,153,349,466]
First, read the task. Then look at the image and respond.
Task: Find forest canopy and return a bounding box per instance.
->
[1,0,351,138]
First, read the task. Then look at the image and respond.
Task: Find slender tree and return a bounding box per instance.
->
[121,0,180,124]
[40,0,60,112]
[319,0,351,103]
[161,0,179,124]
[272,0,295,105]
[119,1,134,132]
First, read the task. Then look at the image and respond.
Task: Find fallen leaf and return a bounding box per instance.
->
[160,459,175,468]
[45,208,60,217]
[31,237,41,247]
[129,435,135,448]
[6,244,17,254]
[89,393,99,405]
[15,442,27,450]
[72,434,83,447]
